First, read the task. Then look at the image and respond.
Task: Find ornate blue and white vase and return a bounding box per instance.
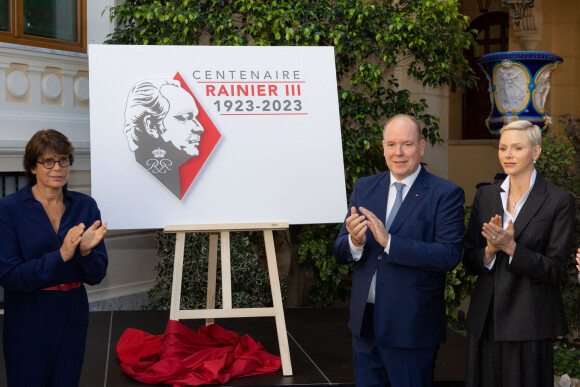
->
[476,51,563,135]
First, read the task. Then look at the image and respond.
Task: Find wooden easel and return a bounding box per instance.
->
[164,222,293,376]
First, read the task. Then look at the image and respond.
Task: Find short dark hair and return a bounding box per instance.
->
[23,129,75,183]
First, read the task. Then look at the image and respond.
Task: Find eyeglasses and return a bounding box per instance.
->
[36,157,71,169]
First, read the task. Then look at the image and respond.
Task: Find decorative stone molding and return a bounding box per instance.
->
[41,73,62,100]
[6,69,28,98]
[0,62,9,105]
[514,32,541,52]
[28,66,45,106]
[61,69,77,107]
[512,3,543,51]
[0,46,90,168]
[74,75,90,102]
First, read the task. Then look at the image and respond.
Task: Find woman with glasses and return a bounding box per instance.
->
[0,129,108,386]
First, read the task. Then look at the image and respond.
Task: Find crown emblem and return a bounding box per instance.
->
[152,147,166,158]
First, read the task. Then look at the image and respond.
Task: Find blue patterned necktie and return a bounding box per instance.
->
[385,182,405,231]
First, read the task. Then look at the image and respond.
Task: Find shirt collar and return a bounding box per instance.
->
[390,164,422,189]
[19,183,71,202]
[500,168,537,194]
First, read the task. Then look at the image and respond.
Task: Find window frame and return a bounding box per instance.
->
[0,0,87,53]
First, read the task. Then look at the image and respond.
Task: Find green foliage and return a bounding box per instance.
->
[445,205,477,324]
[536,117,580,333]
[535,136,578,193]
[447,308,467,336]
[553,336,580,378]
[297,224,348,307]
[108,0,477,311]
[108,0,477,95]
[143,230,285,310]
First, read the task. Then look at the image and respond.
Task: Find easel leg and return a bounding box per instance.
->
[221,231,232,310]
[206,232,219,325]
[264,230,293,376]
[169,232,186,321]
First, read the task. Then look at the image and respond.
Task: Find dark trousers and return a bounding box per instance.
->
[465,301,554,387]
[3,288,89,387]
[352,303,439,387]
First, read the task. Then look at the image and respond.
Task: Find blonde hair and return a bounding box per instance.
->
[499,120,542,147]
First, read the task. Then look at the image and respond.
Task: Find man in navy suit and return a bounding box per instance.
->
[333,114,465,387]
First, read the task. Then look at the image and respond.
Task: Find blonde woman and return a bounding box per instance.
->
[463,120,575,386]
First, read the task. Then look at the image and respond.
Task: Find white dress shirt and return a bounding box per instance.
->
[485,169,537,269]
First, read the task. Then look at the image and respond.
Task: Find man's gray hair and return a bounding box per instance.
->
[383,114,422,141]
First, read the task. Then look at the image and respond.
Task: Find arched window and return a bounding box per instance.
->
[462,12,509,139]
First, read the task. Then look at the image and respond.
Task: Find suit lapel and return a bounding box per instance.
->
[388,168,428,234]
[512,174,547,240]
[490,184,504,221]
[487,184,509,269]
[372,173,391,224]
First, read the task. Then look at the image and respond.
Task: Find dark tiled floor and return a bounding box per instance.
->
[0,308,466,386]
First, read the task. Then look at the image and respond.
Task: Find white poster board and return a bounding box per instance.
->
[89,45,346,229]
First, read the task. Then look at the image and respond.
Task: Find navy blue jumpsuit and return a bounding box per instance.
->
[0,184,108,386]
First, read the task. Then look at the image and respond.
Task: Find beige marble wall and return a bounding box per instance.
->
[448,140,502,206]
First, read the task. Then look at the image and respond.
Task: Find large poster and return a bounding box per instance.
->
[89,45,346,229]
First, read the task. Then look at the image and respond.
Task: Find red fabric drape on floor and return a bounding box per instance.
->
[116,320,281,386]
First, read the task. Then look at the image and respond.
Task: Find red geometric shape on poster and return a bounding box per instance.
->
[173,72,222,200]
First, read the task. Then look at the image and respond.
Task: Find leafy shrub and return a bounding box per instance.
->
[445,205,477,324]
[143,230,286,310]
[297,223,348,307]
[553,336,580,378]
[536,117,580,333]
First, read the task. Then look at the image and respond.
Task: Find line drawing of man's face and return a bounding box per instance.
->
[158,84,204,156]
[124,79,205,157]
[123,76,221,200]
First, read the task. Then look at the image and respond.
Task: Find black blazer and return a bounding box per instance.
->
[463,174,575,341]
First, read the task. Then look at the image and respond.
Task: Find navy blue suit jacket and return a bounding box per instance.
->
[333,167,465,348]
